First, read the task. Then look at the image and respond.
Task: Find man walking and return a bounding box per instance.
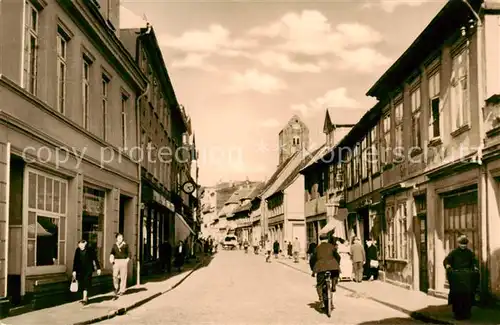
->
[273,240,280,259]
[350,237,365,282]
[110,233,130,297]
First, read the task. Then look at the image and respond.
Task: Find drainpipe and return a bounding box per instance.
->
[135,26,151,285]
[135,83,149,286]
[461,0,489,301]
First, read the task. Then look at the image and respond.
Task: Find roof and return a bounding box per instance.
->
[367,0,481,99]
[257,152,299,199]
[301,101,386,174]
[215,186,240,212]
[268,146,324,198]
[232,182,265,213]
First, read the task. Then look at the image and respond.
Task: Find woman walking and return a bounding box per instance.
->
[72,239,101,305]
[174,240,185,272]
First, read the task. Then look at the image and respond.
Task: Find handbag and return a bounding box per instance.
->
[370,260,379,268]
[70,279,78,293]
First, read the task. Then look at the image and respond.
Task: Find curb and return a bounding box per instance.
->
[277,260,453,325]
[73,260,205,325]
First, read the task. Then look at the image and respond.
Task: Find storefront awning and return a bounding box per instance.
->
[175,213,195,242]
[319,208,348,239]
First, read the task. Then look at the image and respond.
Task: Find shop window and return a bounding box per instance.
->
[82,187,106,264]
[27,170,67,267]
[384,202,408,260]
[443,190,479,259]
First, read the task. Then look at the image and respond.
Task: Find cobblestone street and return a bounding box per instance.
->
[100,251,421,325]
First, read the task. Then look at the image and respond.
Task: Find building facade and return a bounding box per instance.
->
[120,26,197,275]
[0,0,146,313]
[302,0,500,303]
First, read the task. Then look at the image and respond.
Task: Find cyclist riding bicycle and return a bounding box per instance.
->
[310,233,341,310]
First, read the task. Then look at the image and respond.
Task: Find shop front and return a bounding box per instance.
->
[140,183,175,276]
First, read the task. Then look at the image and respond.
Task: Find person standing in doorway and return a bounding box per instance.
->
[175,241,185,272]
[159,240,172,273]
[110,233,130,298]
[366,238,379,281]
[72,239,101,305]
[350,237,365,282]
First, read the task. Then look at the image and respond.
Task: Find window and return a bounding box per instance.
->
[353,145,359,184]
[27,170,67,267]
[121,94,128,148]
[56,31,67,114]
[361,136,369,179]
[82,58,91,129]
[101,74,109,140]
[24,1,38,94]
[410,88,422,150]
[451,48,469,129]
[345,151,352,187]
[383,114,391,164]
[443,190,479,260]
[329,164,335,191]
[429,71,441,139]
[370,126,379,173]
[395,102,403,149]
[82,187,106,264]
[384,201,408,260]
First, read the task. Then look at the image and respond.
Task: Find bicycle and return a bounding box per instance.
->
[322,271,333,317]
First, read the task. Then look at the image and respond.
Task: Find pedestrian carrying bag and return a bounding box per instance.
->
[370,260,379,268]
[70,279,78,293]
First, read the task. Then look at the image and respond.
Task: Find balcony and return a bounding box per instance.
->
[305,195,326,218]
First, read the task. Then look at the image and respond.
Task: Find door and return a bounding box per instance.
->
[418,214,429,292]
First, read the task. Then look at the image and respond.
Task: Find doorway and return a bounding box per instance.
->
[415,195,429,293]
[7,156,25,304]
[119,196,126,235]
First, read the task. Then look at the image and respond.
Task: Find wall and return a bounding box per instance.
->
[0,1,139,150]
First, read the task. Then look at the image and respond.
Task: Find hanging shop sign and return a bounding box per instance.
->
[153,189,175,212]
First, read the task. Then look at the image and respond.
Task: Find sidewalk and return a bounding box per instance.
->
[278,257,500,324]
[1,256,210,325]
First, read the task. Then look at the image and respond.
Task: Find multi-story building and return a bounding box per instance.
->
[302,0,500,303]
[225,182,263,242]
[120,25,197,275]
[0,0,147,313]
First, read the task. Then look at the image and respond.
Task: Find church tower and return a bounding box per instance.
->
[278,115,309,165]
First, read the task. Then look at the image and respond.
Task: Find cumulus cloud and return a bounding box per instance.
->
[291,88,360,116]
[255,51,328,73]
[248,11,382,56]
[336,47,392,73]
[226,69,286,94]
[171,53,217,72]
[362,0,439,12]
[246,10,389,74]
[160,24,257,55]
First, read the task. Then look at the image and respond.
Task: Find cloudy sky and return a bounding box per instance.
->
[120,0,446,186]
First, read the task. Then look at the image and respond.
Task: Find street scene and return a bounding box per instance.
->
[100,251,419,325]
[3,0,500,324]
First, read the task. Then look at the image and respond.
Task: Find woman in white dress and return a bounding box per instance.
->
[336,239,353,281]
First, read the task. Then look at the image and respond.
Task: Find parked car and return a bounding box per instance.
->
[223,235,238,250]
